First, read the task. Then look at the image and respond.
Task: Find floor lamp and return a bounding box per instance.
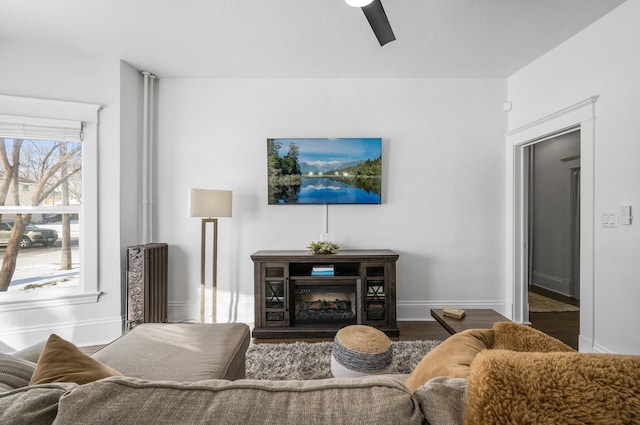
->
[190,189,233,323]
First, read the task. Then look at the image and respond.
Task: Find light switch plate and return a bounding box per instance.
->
[620,205,632,225]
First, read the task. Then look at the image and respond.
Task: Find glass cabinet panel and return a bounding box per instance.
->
[263,264,288,324]
[364,265,386,321]
[265,280,284,310]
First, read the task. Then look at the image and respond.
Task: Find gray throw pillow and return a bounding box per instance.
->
[413,377,467,425]
[0,383,77,424]
[0,353,37,391]
[12,340,47,363]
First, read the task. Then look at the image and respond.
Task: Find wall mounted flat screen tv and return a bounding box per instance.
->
[267,138,382,205]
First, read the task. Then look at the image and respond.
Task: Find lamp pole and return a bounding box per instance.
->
[200,217,218,323]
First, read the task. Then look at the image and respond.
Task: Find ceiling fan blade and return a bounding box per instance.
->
[361,0,396,46]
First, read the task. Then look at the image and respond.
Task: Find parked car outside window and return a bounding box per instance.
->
[0,222,58,248]
[43,213,62,223]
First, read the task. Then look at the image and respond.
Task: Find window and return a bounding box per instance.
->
[0,95,100,310]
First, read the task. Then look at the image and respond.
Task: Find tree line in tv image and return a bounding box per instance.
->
[267,138,382,205]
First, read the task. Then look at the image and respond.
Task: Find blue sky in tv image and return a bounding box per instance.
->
[267,138,382,205]
[275,138,381,167]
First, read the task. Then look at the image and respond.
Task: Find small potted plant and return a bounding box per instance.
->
[307,241,340,254]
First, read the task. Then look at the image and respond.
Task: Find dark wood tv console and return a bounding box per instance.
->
[251,249,399,339]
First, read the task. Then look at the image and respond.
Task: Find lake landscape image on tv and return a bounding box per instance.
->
[267,138,382,205]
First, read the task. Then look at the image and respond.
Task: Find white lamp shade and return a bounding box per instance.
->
[345,0,374,7]
[190,189,232,218]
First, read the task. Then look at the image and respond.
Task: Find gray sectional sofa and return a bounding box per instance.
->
[91,323,251,382]
[1,322,639,425]
[1,322,454,425]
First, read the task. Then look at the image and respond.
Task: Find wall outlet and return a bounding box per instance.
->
[601,212,618,228]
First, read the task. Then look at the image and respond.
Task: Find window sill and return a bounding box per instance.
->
[0,291,102,313]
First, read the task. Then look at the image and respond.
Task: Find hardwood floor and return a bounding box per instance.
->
[530,312,579,350]
[529,284,580,307]
[252,321,453,345]
[252,316,579,351]
[529,285,580,350]
[393,321,452,341]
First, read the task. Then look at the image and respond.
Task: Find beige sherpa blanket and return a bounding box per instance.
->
[465,350,640,425]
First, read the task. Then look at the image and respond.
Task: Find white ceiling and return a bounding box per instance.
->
[0,0,625,79]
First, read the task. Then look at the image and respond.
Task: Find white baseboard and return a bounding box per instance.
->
[577,335,617,353]
[578,335,594,352]
[592,342,616,354]
[531,272,572,297]
[167,301,198,323]
[397,300,508,321]
[0,316,123,352]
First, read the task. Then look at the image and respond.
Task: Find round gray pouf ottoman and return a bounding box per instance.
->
[331,325,393,378]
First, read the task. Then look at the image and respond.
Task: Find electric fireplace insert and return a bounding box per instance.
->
[293,281,357,326]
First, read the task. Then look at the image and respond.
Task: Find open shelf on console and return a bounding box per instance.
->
[289,262,360,277]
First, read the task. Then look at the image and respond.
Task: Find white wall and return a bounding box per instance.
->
[0,41,124,349]
[508,0,640,354]
[156,78,507,324]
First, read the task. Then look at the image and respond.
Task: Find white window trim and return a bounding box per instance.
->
[0,95,102,312]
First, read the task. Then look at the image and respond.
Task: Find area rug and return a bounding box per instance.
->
[529,292,580,313]
[246,340,441,380]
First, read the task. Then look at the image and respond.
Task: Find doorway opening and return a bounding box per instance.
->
[505,96,597,353]
[524,130,580,349]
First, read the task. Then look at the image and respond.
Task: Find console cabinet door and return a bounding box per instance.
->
[361,263,387,325]
[260,262,290,327]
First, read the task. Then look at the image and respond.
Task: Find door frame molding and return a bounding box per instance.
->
[505,96,597,352]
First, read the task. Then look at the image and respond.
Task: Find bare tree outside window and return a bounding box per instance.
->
[0,137,82,292]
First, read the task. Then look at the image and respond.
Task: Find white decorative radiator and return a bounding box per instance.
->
[126,243,168,330]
